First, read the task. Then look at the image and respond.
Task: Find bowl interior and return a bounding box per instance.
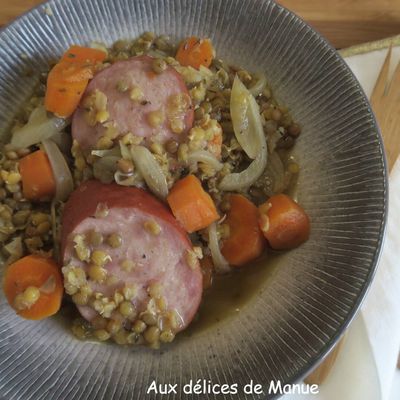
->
[0,0,386,399]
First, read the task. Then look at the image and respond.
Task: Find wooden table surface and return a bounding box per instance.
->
[0,0,399,49]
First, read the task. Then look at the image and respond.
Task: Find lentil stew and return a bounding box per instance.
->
[0,33,310,349]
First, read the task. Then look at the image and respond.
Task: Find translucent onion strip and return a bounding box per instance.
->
[220,78,268,191]
[130,145,168,199]
[4,237,23,265]
[230,76,264,159]
[208,222,231,274]
[219,144,267,191]
[12,105,69,148]
[187,150,224,171]
[42,139,73,201]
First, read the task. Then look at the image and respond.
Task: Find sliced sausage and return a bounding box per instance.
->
[72,55,194,150]
[61,180,202,343]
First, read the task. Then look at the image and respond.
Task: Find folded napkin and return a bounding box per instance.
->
[283,43,400,400]
[347,45,400,400]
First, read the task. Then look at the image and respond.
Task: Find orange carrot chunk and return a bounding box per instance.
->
[45,45,106,118]
[61,45,107,64]
[19,150,56,201]
[3,255,64,320]
[221,194,266,267]
[259,194,310,250]
[167,174,219,233]
[176,37,214,69]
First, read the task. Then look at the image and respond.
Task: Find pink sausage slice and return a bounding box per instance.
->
[72,55,194,150]
[61,180,202,334]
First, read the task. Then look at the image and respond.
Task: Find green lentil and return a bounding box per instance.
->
[107,233,122,248]
[132,320,147,334]
[119,301,136,317]
[160,330,175,343]
[143,326,160,344]
[94,329,111,341]
[91,250,111,266]
[88,230,103,246]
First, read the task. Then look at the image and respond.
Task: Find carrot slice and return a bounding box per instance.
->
[45,45,106,118]
[3,255,63,320]
[167,174,219,233]
[259,194,310,250]
[221,194,266,267]
[176,37,214,69]
[61,45,107,64]
[19,150,56,201]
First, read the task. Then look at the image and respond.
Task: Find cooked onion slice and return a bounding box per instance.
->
[12,105,69,148]
[249,73,267,97]
[187,150,224,171]
[230,76,264,159]
[114,170,144,187]
[4,237,23,265]
[219,144,267,191]
[93,155,119,184]
[42,139,73,201]
[130,145,168,199]
[208,222,231,274]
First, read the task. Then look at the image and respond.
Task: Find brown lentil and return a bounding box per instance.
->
[271,108,282,122]
[88,230,103,246]
[12,210,30,226]
[36,221,51,235]
[113,329,129,345]
[166,140,179,154]
[277,135,295,149]
[143,326,160,344]
[107,319,122,335]
[117,158,134,174]
[288,123,301,137]
[91,316,108,330]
